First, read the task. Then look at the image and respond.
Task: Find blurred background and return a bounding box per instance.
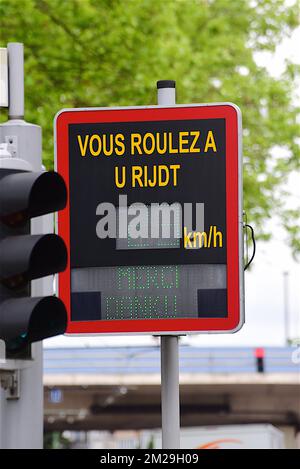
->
[1,0,299,449]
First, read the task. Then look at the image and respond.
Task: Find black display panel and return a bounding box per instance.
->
[67,116,229,321]
[71,264,227,321]
[68,118,226,268]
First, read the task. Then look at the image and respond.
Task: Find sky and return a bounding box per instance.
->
[45,26,300,349]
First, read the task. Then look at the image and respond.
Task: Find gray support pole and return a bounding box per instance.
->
[0,43,43,449]
[157,80,180,449]
[283,271,290,345]
[7,43,24,120]
[160,335,180,448]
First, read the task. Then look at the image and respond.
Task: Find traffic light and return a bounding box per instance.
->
[0,169,68,354]
[254,348,265,373]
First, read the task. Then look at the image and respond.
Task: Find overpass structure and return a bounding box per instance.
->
[43,346,300,439]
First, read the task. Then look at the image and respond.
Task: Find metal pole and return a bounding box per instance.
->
[160,335,180,448]
[7,43,24,120]
[157,80,180,449]
[283,271,290,345]
[0,43,43,449]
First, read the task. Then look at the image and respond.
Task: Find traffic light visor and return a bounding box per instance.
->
[0,171,67,226]
[0,234,68,288]
[0,296,67,352]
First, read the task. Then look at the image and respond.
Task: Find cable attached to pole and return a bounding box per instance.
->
[244,223,256,270]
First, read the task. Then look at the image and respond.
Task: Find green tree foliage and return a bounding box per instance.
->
[0,0,299,253]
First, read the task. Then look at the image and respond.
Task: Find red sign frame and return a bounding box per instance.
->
[55,104,243,335]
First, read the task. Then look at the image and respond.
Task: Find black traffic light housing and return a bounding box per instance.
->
[0,169,68,354]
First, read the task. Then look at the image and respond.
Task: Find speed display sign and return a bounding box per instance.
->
[55,104,243,335]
